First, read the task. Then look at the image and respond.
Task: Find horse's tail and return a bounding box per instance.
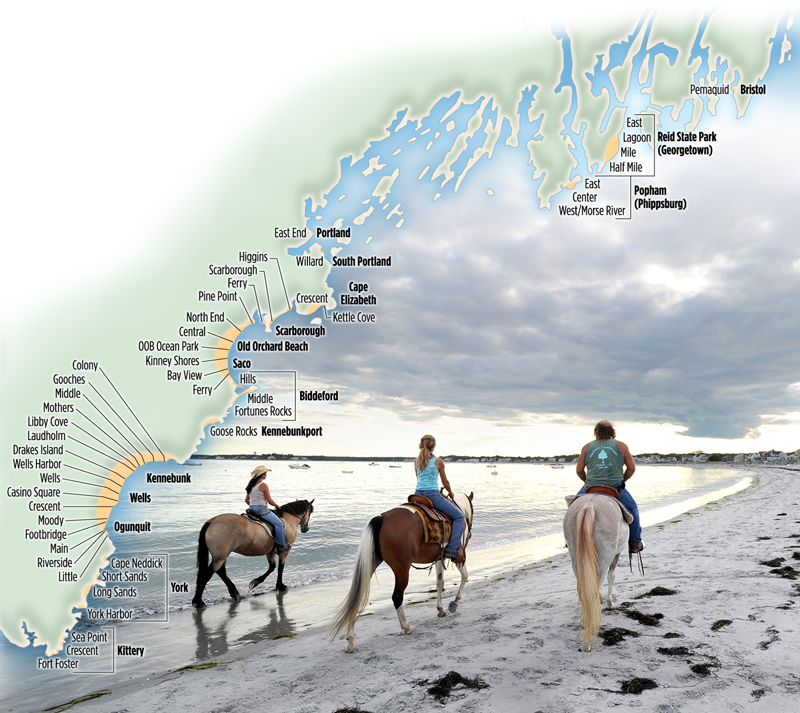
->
[328,516,383,641]
[196,521,213,580]
[575,505,601,650]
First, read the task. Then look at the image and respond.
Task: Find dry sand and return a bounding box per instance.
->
[75,465,800,713]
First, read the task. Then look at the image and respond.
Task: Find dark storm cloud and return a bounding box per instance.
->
[264,110,800,440]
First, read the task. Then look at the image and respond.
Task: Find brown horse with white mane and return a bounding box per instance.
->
[329,492,473,652]
[192,499,314,608]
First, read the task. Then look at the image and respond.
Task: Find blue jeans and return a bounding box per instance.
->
[249,506,288,547]
[417,490,465,555]
[578,485,642,542]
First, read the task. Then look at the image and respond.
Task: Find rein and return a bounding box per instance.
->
[411,561,437,572]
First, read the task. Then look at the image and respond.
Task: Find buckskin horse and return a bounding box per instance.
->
[563,491,631,651]
[192,499,314,608]
[329,492,473,652]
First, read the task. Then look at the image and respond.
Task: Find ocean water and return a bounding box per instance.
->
[97,459,749,616]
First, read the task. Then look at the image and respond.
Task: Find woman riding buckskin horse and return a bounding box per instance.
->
[415,434,465,562]
[575,420,643,552]
[245,465,290,554]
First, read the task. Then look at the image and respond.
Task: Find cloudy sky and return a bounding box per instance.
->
[239,94,800,457]
[3,2,798,458]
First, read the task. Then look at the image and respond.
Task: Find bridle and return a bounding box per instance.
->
[299,505,313,533]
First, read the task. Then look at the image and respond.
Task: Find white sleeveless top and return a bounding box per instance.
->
[249,484,268,508]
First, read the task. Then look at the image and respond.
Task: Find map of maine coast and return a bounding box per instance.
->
[0,7,795,656]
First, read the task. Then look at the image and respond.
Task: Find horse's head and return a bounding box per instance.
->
[280,498,315,533]
[453,491,474,527]
[300,498,314,533]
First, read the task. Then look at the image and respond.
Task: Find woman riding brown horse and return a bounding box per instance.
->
[329,488,473,652]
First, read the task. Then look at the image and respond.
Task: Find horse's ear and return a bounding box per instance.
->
[468,491,474,501]
[310,498,315,504]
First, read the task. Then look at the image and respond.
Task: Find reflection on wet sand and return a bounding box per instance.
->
[193,591,296,660]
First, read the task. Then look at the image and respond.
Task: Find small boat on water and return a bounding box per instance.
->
[289,463,311,469]
[389,465,402,468]
[550,464,565,469]
[368,462,380,466]
[342,470,353,474]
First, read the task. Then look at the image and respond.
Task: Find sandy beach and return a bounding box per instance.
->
[54,465,800,712]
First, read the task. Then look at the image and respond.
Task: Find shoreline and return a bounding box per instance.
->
[13,465,799,713]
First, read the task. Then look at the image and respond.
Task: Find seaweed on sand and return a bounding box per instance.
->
[634,586,676,599]
[657,646,692,656]
[620,678,658,694]
[770,566,799,580]
[711,619,732,631]
[423,671,490,703]
[690,662,719,677]
[622,609,664,626]
[599,627,640,646]
[760,557,785,567]
[43,692,111,712]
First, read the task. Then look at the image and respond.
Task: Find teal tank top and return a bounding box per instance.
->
[584,439,625,488]
[416,457,439,490]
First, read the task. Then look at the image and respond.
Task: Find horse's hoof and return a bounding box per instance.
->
[404,626,415,635]
[249,580,259,590]
[438,609,447,618]
[192,600,205,609]
[448,601,458,613]
[345,645,358,653]
[276,584,288,592]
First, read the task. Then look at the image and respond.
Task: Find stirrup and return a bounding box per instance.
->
[443,546,466,564]
[629,543,645,576]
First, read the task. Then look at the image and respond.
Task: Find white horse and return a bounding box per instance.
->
[329,492,474,652]
[563,493,632,651]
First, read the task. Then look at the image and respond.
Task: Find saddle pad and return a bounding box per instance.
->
[243,511,275,537]
[401,503,453,546]
[564,493,634,524]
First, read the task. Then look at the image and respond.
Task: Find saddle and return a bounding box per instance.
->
[585,484,619,498]
[403,495,453,548]
[244,509,276,538]
[564,492,634,524]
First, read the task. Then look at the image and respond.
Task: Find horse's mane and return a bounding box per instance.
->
[276,499,313,517]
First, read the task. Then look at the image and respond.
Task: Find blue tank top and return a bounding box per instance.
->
[584,439,625,488]
[416,457,440,490]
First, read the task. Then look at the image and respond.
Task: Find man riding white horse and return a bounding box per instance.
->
[575,420,643,552]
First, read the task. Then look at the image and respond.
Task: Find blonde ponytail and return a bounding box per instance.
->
[415,434,436,472]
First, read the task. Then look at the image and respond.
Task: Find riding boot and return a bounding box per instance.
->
[443,545,466,564]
